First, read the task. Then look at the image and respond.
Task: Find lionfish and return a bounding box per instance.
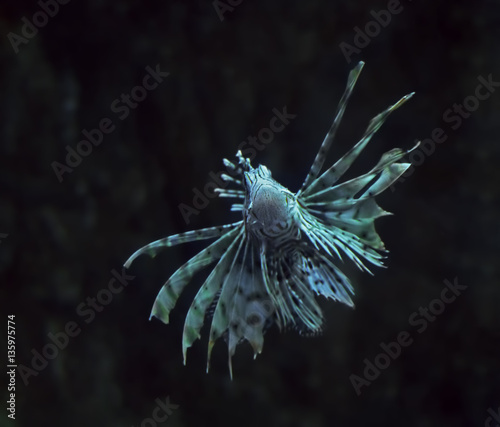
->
[124,61,418,378]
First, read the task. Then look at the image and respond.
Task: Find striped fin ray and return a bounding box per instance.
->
[298,206,384,273]
[230,246,274,360]
[230,204,244,212]
[298,143,420,272]
[181,227,245,364]
[206,241,249,371]
[304,144,418,204]
[308,200,388,253]
[301,92,415,199]
[220,173,242,186]
[296,207,343,260]
[298,249,355,307]
[214,188,245,198]
[308,197,387,223]
[297,61,365,197]
[260,247,296,329]
[150,225,243,324]
[208,243,274,377]
[321,225,385,272]
[124,221,243,268]
[276,252,324,332]
[205,235,248,372]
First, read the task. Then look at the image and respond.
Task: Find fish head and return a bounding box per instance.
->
[243,165,297,239]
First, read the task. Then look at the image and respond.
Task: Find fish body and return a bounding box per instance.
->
[124,61,418,377]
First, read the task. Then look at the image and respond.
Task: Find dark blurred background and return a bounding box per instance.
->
[1,0,499,426]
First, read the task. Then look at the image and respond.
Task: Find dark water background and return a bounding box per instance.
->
[1,1,499,426]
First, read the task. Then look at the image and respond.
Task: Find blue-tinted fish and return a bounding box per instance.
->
[124,61,418,378]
